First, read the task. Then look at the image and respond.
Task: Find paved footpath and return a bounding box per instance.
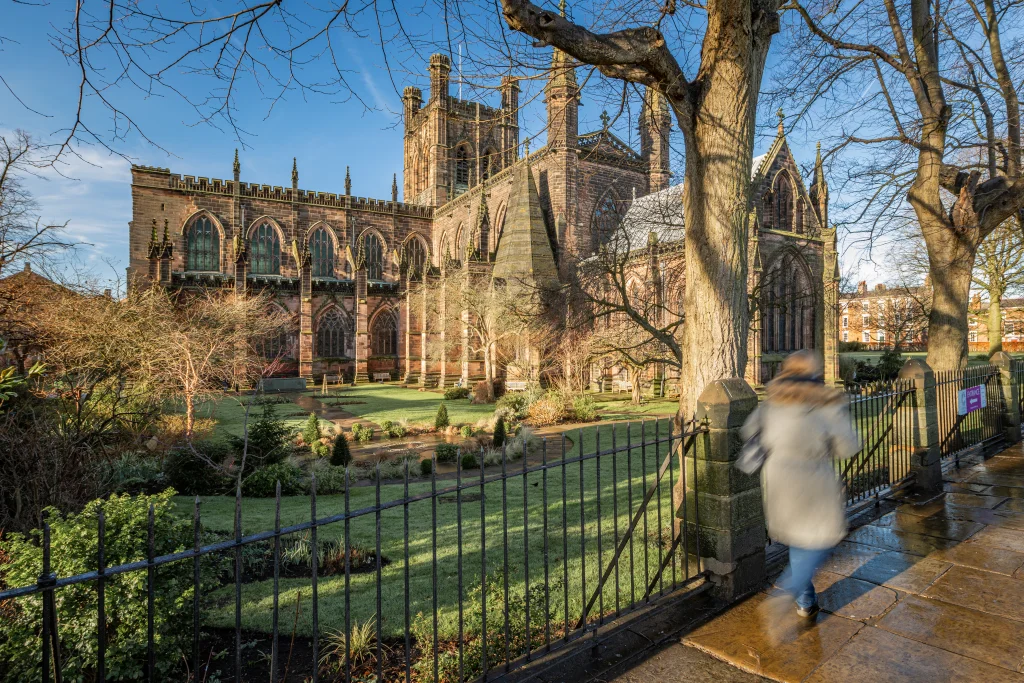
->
[610,443,1024,682]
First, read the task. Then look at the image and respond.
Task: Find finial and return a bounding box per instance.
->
[600,110,610,129]
[776,108,785,136]
[162,219,169,242]
[345,166,352,195]
[524,139,530,156]
[816,140,821,154]
[558,0,566,16]
[151,218,158,242]
[233,148,240,176]
[392,173,398,202]
[291,157,298,187]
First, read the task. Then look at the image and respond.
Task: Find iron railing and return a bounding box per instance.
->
[841,379,917,505]
[935,365,1005,465]
[0,418,707,683]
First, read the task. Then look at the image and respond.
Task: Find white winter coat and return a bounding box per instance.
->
[742,392,860,550]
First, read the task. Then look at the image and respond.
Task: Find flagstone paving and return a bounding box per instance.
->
[609,442,1024,682]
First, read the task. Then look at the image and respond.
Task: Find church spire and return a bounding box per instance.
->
[291,157,298,189]
[392,173,398,202]
[345,166,352,196]
[809,141,829,228]
[233,149,240,181]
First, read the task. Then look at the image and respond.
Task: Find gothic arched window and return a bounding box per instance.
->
[310,227,334,277]
[762,252,815,353]
[404,237,427,279]
[186,216,220,271]
[454,145,470,194]
[316,308,347,358]
[795,198,805,234]
[371,311,398,356]
[364,233,384,281]
[762,192,774,230]
[592,194,621,249]
[774,173,794,233]
[251,223,281,275]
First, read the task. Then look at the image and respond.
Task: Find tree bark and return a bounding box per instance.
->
[185,392,196,439]
[922,232,973,371]
[988,288,1003,356]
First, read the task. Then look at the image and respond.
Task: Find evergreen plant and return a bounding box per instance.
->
[331,432,352,467]
[303,412,322,446]
[435,402,450,429]
[492,417,506,449]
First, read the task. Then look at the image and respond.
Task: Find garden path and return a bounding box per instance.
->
[609,442,1024,682]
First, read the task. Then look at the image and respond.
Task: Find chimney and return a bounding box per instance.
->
[23,262,31,273]
[857,280,867,295]
[875,283,887,292]
[103,288,112,298]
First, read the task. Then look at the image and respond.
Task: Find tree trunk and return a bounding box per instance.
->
[484,342,495,402]
[922,236,973,371]
[185,393,196,439]
[988,289,1003,357]
[630,366,643,405]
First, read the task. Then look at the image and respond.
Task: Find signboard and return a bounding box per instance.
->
[957,385,987,416]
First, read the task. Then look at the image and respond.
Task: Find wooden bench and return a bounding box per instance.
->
[612,380,634,393]
[372,372,391,383]
[506,380,528,392]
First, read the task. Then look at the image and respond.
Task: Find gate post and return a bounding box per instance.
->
[898,359,942,491]
[991,351,1021,445]
[682,378,765,601]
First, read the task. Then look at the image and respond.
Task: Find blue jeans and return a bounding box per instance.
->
[780,547,832,610]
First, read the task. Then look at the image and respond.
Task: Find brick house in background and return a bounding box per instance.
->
[967,296,1024,351]
[129,50,838,386]
[839,281,930,351]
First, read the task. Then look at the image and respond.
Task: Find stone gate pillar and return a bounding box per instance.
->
[898,358,942,491]
[992,351,1021,446]
[682,378,765,600]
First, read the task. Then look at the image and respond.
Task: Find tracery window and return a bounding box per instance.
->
[455,145,470,194]
[762,192,774,230]
[316,308,347,357]
[404,237,427,279]
[186,216,220,271]
[251,223,281,275]
[762,252,815,353]
[370,311,398,356]
[774,173,794,233]
[364,233,384,281]
[795,198,805,234]
[310,227,334,278]
[592,194,621,249]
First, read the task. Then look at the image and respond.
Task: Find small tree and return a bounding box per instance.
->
[331,432,352,467]
[231,403,290,468]
[435,402,450,430]
[302,412,322,446]
[492,417,506,449]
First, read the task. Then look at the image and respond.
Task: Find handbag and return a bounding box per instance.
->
[736,408,769,474]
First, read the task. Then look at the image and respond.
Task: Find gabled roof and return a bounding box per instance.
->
[576,130,642,161]
[492,159,559,286]
[614,184,685,251]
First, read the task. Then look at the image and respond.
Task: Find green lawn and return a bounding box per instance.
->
[181,395,333,438]
[174,420,699,641]
[318,385,497,428]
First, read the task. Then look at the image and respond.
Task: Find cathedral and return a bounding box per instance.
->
[128,49,839,387]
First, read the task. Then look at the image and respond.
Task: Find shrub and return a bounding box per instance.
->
[302,412,323,447]
[496,393,531,420]
[311,441,330,459]
[100,452,166,495]
[0,492,198,682]
[526,394,567,426]
[420,458,434,477]
[444,386,470,400]
[838,340,866,352]
[381,420,406,438]
[351,423,374,443]
[242,460,306,497]
[460,425,475,439]
[461,452,479,470]
[571,395,598,422]
[435,442,459,464]
[163,440,232,496]
[231,402,291,468]
[492,418,506,449]
[331,432,352,467]
[311,460,347,494]
[482,448,504,467]
[877,350,904,381]
[505,427,540,462]
[435,402,450,429]
[380,419,394,432]
[320,618,378,674]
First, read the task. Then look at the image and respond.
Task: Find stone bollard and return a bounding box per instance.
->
[680,378,765,601]
[991,351,1022,446]
[897,358,942,491]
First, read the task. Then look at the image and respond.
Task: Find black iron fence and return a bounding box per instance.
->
[0,418,707,683]
[935,365,1005,465]
[841,380,917,505]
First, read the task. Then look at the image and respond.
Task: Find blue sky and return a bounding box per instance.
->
[0,1,880,285]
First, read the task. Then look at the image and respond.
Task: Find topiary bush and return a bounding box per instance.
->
[443,386,470,400]
[331,432,352,467]
[435,402,450,429]
[492,418,506,449]
[461,452,479,470]
[0,491,199,682]
[242,460,306,497]
[420,458,434,477]
[435,442,459,464]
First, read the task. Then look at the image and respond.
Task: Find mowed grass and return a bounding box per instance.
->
[175,419,700,640]
[177,395,333,439]
[319,385,496,428]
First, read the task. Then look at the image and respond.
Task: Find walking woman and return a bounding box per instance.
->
[743,350,860,618]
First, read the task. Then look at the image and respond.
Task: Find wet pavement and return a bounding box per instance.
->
[608,443,1024,682]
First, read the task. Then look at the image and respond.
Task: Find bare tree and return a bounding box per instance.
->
[972,218,1024,354]
[774,0,1024,371]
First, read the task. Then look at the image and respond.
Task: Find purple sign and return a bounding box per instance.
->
[957,385,987,416]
